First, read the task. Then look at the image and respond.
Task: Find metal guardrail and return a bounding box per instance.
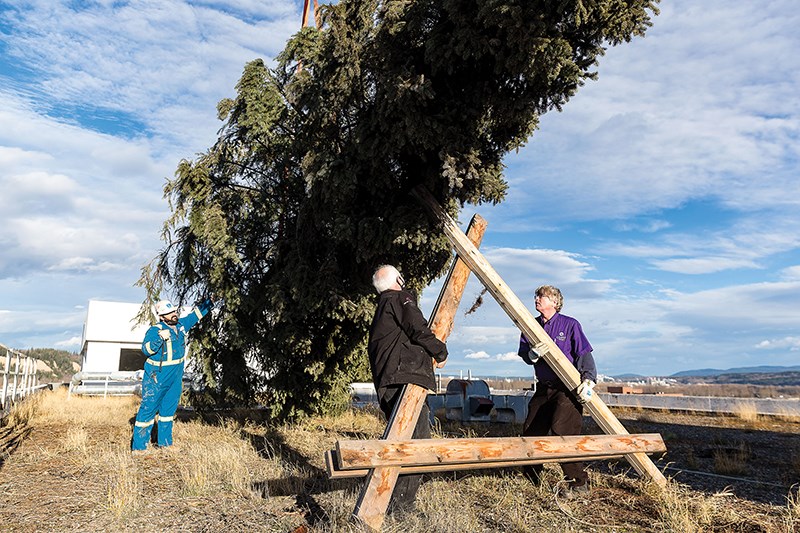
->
[425,383,800,424]
[599,392,800,417]
[67,370,206,398]
[68,371,143,398]
[1,343,44,418]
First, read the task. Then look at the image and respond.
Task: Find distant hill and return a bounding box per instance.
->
[711,371,800,386]
[670,365,800,378]
[22,348,80,381]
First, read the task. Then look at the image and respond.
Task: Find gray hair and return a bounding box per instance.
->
[535,285,564,312]
[372,264,401,293]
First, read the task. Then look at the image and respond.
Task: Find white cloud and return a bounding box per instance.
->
[0,2,304,350]
[0,308,85,335]
[436,247,800,376]
[55,336,82,348]
[0,2,305,350]
[598,213,800,275]
[480,247,615,300]
[1,1,299,154]
[576,280,800,373]
[755,337,800,351]
[780,266,800,281]
[651,257,759,275]
[463,350,520,363]
[48,258,125,273]
[614,220,672,233]
[454,326,520,346]
[483,0,800,233]
[0,91,174,280]
[0,216,146,277]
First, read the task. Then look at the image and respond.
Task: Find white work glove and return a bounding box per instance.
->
[158,329,171,341]
[576,379,595,404]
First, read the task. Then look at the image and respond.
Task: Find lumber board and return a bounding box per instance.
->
[351,215,488,531]
[338,433,665,469]
[412,185,667,487]
[428,215,488,340]
[326,448,626,479]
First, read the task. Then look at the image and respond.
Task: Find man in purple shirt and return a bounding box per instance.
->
[517,285,597,495]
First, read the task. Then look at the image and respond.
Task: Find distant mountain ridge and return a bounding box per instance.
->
[669,365,800,378]
[454,365,800,381]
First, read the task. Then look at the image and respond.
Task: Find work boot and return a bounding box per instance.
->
[561,481,590,500]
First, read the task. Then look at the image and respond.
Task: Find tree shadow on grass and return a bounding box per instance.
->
[244,426,363,528]
[0,425,31,469]
[175,407,358,528]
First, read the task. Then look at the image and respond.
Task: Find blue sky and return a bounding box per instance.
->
[1,1,799,378]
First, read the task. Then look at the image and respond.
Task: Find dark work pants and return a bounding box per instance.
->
[522,384,588,486]
[378,384,431,512]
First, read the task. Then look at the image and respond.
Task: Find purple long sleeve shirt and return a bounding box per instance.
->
[518,312,596,383]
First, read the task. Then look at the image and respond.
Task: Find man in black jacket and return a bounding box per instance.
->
[368,264,448,512]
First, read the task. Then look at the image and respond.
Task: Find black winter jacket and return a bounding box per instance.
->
[368,289,448,392]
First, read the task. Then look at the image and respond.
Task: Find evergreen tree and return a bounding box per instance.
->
[139,0,658,419]
[22,348,79,381]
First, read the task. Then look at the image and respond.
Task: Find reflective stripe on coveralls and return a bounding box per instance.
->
[132,302,210,451]
[146,356,184,366]
[157,323,174,363]
[133,415,174,435]
[164,326,173,362]
[144,324,177,366]
[143,325,174,359]
[132,361,184,449]
[134,413,173,427]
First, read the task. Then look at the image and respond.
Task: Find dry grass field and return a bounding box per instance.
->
[1,388,798,532]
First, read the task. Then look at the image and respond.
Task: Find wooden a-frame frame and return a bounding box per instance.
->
[350,190,666,530]
[411,185,667,488]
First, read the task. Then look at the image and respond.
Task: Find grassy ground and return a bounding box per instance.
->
[0,389,798,532]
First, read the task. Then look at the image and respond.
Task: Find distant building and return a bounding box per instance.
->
[79,301,151,373]
[607,385,644,394]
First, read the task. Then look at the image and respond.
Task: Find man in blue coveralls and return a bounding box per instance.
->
[131,298,212,452]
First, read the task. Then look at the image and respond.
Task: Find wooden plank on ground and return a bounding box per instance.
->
[326,449,626,479]
[412,185,667,487]
[351,215,488,531]
[338,433,665,469]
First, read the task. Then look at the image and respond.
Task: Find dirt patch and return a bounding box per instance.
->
[585,410,800,506]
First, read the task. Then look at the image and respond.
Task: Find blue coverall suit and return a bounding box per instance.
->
[131,301,211,450]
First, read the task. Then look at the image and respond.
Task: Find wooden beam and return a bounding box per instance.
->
[429,215,488,340]
[326,449,627,479]
[412,186,667,487]
[338,433,665,469]
[351,215,488,530]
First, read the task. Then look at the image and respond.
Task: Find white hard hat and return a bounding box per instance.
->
[155,300,176,316]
